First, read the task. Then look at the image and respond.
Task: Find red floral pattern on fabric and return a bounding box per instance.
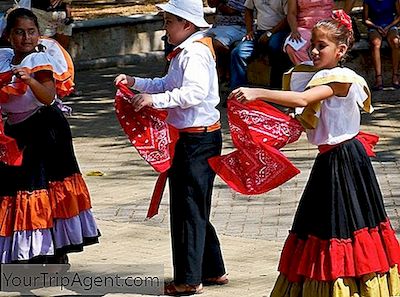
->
[208,100,304,195]
[228,100,304,149]
[114,83,179,173]
[279,220,400,282]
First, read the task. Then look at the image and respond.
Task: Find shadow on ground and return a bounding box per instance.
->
[67,63,400,162]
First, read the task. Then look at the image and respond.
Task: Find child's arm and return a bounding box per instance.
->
[65,3,72,18]
[287,0,301,41]
[244,8,255,40]
[13,67,56,105]
[229,82,351,108]
[115,73,168,94]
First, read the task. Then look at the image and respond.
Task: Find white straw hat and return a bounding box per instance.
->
[156,0,211,28]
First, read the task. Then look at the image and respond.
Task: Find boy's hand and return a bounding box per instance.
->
[131,93,153,112]
[114,74,135,88]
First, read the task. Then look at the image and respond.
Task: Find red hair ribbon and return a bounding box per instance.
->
[332,9,352,31]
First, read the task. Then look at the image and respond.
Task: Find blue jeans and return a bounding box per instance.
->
[230,30,291,89]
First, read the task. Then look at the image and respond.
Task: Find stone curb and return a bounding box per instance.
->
[74,51,165,71]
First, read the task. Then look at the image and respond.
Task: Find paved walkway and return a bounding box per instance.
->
[3,62,399,296]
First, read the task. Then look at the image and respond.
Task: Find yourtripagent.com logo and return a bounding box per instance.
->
[0,264,164,295]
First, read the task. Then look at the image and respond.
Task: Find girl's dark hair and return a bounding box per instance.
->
[5,8,40,34]
[313,18,354,64]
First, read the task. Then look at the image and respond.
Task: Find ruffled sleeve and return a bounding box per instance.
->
[296,67,372,129]
[0,38,75,101]
[306,67,372,113]
[28,38,75,98]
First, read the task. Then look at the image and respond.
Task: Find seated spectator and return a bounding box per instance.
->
[31,0,82,96]
[207,0,246,83]
[31,0,74,50]
[284,0,334,65]
[230,0,292,90]
[363,0,400,90]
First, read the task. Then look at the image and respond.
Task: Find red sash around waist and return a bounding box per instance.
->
[318,131,379,157]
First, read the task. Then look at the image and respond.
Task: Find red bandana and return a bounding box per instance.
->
[115,84,181,218]
[114,83,179,173]
[208,99,304,195]
[115,90,306,215]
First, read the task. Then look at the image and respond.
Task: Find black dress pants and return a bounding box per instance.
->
[168,130,226,285]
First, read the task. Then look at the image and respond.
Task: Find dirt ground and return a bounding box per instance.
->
[71,0,208,20]
[71,1,161,20]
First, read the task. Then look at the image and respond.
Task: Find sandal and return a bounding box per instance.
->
[203,274,229,286]
[392,73,400,89]
[164,282,204,296]
[372,74,383,91]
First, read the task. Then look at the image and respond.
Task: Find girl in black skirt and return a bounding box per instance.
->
[0,8,100,264]
[229,10,400,297]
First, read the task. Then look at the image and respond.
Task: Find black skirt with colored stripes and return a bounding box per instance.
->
[292,138,387,241]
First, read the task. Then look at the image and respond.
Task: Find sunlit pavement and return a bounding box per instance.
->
[3,62,397,296]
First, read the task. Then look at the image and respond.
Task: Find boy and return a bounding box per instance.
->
[114,0,228,295]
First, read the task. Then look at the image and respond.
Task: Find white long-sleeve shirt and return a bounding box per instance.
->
[133,31,220,129]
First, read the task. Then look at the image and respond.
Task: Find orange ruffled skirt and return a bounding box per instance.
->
[0,105,100,263]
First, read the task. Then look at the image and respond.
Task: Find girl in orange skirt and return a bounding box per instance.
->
[0,8,100,264]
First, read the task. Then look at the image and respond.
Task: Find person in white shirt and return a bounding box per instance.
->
[114,0,228,295]
[230,0,292,90]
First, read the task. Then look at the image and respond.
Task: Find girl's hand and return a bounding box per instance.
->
[12,67,31,84]
[377,26,386,36]
[131,93,153,112]
[290,31,302,42]
[114,74,135,88]
[228,87,259,103]
[383,25,391,35]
